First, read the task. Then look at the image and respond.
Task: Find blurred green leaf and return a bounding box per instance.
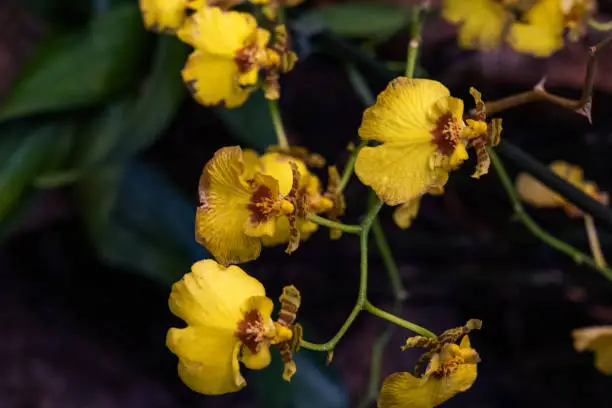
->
[306,3,409,40]
[0,122,56,220]
[77,161,207,285]
[0,4,147,121]
[252,349,349,408]
[214,92,276,151]
[110,36,189,160]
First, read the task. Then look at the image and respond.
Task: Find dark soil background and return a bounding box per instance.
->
[2,0,612,407]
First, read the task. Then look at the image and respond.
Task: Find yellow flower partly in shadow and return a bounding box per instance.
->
[195,146,295,265]
[244,150,334,250]
[250,0,306,20]
[178,7,295,107]
[443,0,596,57]
[167,260,296,394]
[378,320,482,408]
[139,0,189,32]
[572,326,612,375]
[508,0,566,57]
[355,78,488,206]
[516,160,609,217]
[178,6,270,107]
[442,0,509,51]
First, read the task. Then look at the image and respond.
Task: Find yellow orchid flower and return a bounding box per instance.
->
[355,78,487,206]
[443,0,595,57]
[167,260,295,394]
[245,151,334,248]
[516,161,609,218]
[178,6,283,108]
[508,0,566,57]
[442,0,509,51]
[572,326,612,375]
[378,320,482,408]
[139,0,189,32]
[195,146,295,265]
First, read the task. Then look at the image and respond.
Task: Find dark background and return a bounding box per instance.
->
[1,0,612,407]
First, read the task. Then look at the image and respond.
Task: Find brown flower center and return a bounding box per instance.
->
[248,184,278,224]
[431,113,462,156]
[235,44,259,73]
[236,309,266,353]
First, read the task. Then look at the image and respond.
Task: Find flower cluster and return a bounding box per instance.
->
[378,320,483,408]
[195,146,336,265]
[442,0,596,57]
[139,0,298,107]
[355,78,501,227]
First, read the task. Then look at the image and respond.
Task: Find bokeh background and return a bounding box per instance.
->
[2,0,612,407]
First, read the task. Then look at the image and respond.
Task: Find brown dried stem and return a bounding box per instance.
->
[484,36,612,121]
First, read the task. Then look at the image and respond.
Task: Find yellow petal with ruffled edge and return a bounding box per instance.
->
[378,372,436,408]
[573,326,612,375]
[196,147,262,265]
[393,198,421,229]
[356,142,447,206]
[508,0,565,57]
[139,0,187,32]
[359,78,450,143]
[168,327,245,395]
[442,0,507,51]
[516,173,564,208]
[169,259,266,327]
[182,51,250,108]
[178,6,257,56]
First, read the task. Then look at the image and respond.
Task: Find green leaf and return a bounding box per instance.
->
[0,4,147,121]
[214,92,276,151]
[306,3,409,40]
[0,122,57,220]
[251,349,349,408]
[110,36,189,160]
[76,161,207,285]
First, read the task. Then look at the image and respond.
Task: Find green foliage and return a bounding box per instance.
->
[305,2,409,40]
[252,349,349,408]
[214,92,277,151]
[0,122,57,220]
[0,4,147,121]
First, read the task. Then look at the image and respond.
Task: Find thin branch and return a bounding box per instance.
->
[484,35,612,120]
[489,148,612,281]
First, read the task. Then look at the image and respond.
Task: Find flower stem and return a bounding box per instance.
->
[339,140,367,192]
[308,214,362,234]
[268,100,289,149]
[489,148,612,281]
[584,215,607,268]
[589,18,612,31]
[363,300,436,338]
[300,201,383,352]
[372,218,408,301]
[405,6,424,78]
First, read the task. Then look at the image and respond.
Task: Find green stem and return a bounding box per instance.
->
[308,214,362,234]
[489,148,612,281]
[339,140,367,192]
[346,63,376,105]
[300,201,383,352]
[268,100,289,149]
[363,300,436,338]
[405,7,424,78]
[589,18,612,31]
[372,218,407,301]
